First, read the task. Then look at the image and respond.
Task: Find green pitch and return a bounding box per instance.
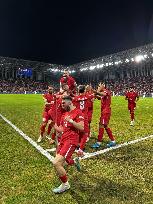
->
[0,94,153,204]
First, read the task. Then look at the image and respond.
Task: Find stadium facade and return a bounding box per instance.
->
[0,43,153,84]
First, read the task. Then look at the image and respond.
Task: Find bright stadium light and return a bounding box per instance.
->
[131,58,134,61]
[135,55,144,63]
[71,70,76,73]
[89,66,96,70]
[115,61,119,65]
[106,63,108,67]
[80,68,88,72]
[143,54,147,58]
[99,64,104,68]
[125,59,130,63]
[97,64,100,68]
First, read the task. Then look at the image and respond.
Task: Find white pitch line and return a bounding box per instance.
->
[1,113,153,162]
[46,148,56,152]
[80,134,153,160]
[0,114,54,163]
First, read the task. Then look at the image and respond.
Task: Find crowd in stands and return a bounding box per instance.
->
[0,75,153,96]
[0,79,50,94]
[105,75,153,96]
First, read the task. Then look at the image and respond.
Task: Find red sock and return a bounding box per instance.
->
[66,159,74,166]
[131,112,134,120]
[105,127,115,141]
[51,132,56,140]
[59,174,68,183]
[40,124,46,136]
[79,133,88,150]
[98,128,104,142]
[47,124,53,135]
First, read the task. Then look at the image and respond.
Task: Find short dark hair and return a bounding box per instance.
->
[62,95,72,101]
[78,85,85,93]
[99,82,106,87]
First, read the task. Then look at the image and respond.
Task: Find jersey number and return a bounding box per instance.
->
[80,101,85,110]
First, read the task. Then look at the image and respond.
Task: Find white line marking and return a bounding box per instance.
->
[46,148,56,152]
[0,114,54,163]
[80,134,153,160]
[1,113,153,162]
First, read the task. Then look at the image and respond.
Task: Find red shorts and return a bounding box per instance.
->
[42,111,51,122]
[57,141,76,161]
[128,104,136,112]
[100,113,111,125]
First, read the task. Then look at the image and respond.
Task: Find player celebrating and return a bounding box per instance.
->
[60,70,77,95]
[85,84,94,135]
[125,86,139,126]
[48,84,70,144]
[37,86,55,143]
[52,96,84,193]
[92,83,116,148]
[73,85,90,156]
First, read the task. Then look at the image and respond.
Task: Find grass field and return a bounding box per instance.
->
[0,94,153,204]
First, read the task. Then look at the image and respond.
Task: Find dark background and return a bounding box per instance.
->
[0,0,153,65]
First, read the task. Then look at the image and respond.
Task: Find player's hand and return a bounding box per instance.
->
[54,124,64,133]
[54,123,59,130]
[92,89,97,94]
[45,102,51,105]
[65,115,71,122]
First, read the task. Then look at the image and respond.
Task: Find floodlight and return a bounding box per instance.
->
[135,55,144,63]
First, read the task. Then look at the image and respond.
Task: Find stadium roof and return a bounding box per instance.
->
[1,43,153,74]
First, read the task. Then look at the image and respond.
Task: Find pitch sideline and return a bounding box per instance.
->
[80,134,153,160]
[0,113,54,163]
[1,113,153,162]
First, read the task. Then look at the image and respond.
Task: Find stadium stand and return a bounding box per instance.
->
[0,43,153,95]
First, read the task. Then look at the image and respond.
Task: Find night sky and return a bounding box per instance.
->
[0,0,153,65]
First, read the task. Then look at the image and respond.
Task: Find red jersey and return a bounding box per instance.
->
[73,94,89,115]
[43,93,55,112]
[100,89,111,114]
[60,76,76,91]
[86,92,94,109]
[49,93,65,125]
[125,91,138,104]
[60,108,84,145]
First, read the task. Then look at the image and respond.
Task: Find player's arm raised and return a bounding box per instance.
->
[95,83,107,96]
[95,87,107,96]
